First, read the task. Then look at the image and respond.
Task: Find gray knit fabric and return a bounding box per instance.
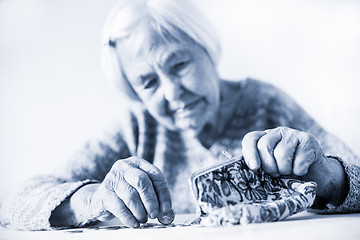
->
[0,78,359,230]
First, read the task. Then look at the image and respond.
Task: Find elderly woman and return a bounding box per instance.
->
[1,0,359,230]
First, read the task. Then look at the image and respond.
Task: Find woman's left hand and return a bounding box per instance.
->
[242,126,347,206]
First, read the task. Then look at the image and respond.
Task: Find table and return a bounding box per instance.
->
[1,211,359,240]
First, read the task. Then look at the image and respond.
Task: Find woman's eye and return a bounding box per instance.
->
[171,61,189,73]
[144,77,158,89]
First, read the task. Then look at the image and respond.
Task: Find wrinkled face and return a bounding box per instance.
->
[116,32,220,133]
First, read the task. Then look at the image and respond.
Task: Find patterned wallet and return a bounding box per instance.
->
[189,154,317,226]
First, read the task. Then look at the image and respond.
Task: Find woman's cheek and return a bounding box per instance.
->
[146,94,177,129]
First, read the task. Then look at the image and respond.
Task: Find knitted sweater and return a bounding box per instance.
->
[1,78,359,230]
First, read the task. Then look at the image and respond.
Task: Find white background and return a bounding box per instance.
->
[0,0,359,202]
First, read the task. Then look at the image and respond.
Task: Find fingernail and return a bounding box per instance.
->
[149,209,159,219]
[162,202,171,212]
[250,161,258,170]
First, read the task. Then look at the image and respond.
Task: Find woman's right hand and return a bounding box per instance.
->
[88,156,173,227]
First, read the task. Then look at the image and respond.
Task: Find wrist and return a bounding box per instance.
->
[70,183,101,225]
[327,156,348,206]
[315,156,348,208]
[50,183,100,227]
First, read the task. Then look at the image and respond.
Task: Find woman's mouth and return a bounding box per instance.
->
[174,97,203,112]
[179,98,200,110]
[173,97,206,120]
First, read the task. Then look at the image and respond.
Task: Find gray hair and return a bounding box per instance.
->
[101,0,221,101]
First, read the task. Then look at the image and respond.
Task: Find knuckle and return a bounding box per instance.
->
[127,156,139,163]
[256,136,267,150]
[147,166,162,177]
[135,173,151,191]
[275,126,285,132]
[118,157,139,170]
[257,137,273,156]
[275,126,288,135]
[243,131,261,143]
[155,181,169,195]
[112,159,128,171]
[125,186,140,202]
[307,149,316,160]
[302,139,317,154]
[127,156,145,166]
[105,170,123,189]
[273,146,284,160]
[111,160,121,170]
[282,133,298,146]
[265,143,274,155]
[300,132,315,145]
[242,134,251,147]
[302,134,312,144]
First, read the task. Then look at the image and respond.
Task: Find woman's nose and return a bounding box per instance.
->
[162,76,183,103]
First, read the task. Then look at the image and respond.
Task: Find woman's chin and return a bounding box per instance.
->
[159,113,210,134]
[176,118,208,134]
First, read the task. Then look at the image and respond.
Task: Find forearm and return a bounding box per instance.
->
[50,183,100,227]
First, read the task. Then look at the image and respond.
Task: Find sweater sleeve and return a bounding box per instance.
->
[0,176,97,231]
[248,78,360,213]
[0,116,137,230]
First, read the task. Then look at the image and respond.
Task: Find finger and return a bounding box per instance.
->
[124,167,160,219]
[113,179,148,223]
[293,134,318,176]
[97,212,114,222]
[137,159,172,213]
[257,130,282,177]
[273,133,299,175]
[103,190,140,228]
[242,131,266,170]
[103,160,148,223]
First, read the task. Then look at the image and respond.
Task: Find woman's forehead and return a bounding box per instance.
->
[118,41,194,79]
[120,31,195,65]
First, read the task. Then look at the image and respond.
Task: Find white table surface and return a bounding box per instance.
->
[1,211,360,240]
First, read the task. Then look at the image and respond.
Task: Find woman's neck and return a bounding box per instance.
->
[197,79,240,148]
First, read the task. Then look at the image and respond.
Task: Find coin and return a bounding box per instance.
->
[157,210,175,225]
